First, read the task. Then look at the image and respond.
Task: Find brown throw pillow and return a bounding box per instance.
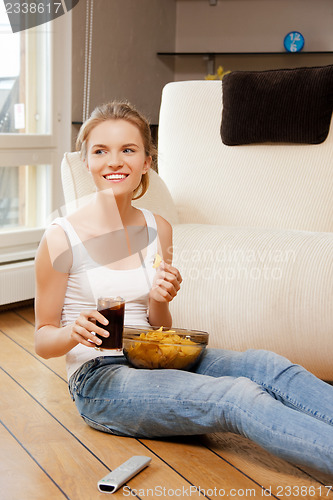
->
[221,65,333,146]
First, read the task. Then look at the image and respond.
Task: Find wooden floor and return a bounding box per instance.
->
[0,305,332,500]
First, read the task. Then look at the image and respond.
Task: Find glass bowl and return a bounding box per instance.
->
[122,326,209,370]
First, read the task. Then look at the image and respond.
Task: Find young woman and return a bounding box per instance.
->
[35,101,333,475]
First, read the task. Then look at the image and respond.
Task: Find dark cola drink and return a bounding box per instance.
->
[96,297,125,349]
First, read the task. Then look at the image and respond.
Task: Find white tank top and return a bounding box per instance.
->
[51,208,158,380]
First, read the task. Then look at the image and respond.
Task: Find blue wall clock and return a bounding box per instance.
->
[284,31,305,52]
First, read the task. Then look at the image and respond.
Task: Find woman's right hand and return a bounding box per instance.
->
[71,310,110,348]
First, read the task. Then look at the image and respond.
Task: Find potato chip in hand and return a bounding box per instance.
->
[153,253,162,269]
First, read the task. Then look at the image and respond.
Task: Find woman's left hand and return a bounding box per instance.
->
[149,261,182,303]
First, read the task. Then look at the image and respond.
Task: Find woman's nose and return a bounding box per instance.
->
[107,152,123,167]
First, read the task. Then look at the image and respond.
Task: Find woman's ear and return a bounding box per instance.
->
[143,156,152,174]
[84,158,91,173]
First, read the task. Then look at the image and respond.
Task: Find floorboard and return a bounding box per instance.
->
[0,423,65,500]
[0,306,332,500]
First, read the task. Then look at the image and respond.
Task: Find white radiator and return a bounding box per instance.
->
[0,260,35,305]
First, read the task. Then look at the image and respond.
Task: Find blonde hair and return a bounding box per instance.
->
[76,101,156,200]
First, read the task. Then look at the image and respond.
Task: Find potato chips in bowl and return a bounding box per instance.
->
[123,326,209,370]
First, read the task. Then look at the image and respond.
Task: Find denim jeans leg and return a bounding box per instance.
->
[195,348,333,426]
[70,355,333,475]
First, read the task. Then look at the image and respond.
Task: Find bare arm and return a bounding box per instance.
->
[148,216,182,328]
[34,225,109,359]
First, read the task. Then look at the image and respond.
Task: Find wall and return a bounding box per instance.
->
[72,0,176,148]
[174,0,333,80]
[71,0,333,142]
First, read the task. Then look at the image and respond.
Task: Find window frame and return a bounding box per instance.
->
[0,12,72,260]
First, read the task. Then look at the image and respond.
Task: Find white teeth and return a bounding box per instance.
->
[104,174,127,180]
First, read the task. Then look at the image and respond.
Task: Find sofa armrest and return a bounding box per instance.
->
[170,224,333,380]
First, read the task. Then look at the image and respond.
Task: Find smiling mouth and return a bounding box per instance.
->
[103,173,129,181]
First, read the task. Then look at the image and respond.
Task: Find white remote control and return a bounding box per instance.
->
[97,455,152,494]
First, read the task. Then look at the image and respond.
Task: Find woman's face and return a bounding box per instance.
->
[86,119,151,195]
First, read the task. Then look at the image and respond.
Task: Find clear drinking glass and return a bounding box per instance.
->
[96,297,125,349]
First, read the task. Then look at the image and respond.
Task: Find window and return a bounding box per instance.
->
[0,3,72,304]
[0,9,51,135]
[0,3,52,235]
[0,164,51,230]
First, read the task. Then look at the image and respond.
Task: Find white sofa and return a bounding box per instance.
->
[61,80,333,380]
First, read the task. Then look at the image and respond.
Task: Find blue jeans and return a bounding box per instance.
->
[69,348,333,475]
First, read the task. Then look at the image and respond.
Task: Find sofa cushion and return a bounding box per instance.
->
[221,65,333,145]
[170,223,333,380]
[158,80,333,232]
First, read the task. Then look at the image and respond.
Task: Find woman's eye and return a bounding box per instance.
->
[94,149,104,155]
[123,148,134,154]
